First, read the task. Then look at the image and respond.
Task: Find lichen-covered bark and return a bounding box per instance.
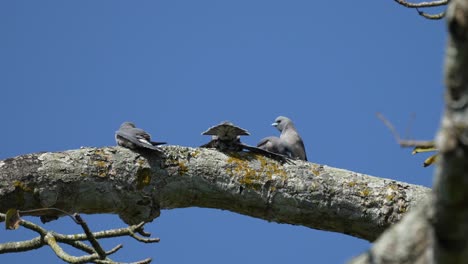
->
[433,0,468,262]
[0,146,429,241]
[349,197,434,264]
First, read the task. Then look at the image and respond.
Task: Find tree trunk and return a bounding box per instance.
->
[351,0,468,263]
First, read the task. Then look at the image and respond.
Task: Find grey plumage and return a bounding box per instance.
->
[201,121,248,151]
[201,121,291,162]
[115,122,166,153]
[202,121,250,141]
[260,116,307,161]
[257,136,286,154]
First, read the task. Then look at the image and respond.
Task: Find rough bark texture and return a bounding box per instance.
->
[433,0,468,262]
[0,146,429,242]
[349,197,434,264]
[351,0,468,263]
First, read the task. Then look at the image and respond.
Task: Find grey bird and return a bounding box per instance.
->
[256,136,286,155]
[115,122,166,153]
[200,121,250,151]
[270,116,307,161]
[201,121,291,162]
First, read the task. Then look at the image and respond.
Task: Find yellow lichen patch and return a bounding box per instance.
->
[398,205,407,213]
[227,155,287,191]
[95,160,107,168]
[137,158,146,166]
[387,183,399,191]
[94,160,109,178]
[190,150,200,158]
[385,184,399,201]
[136,168,152,190]
[13,181,33,192]
[227,155,261,190]
[257,156,287,181]
[93,148,106,156]
[384,184,400,202]
[359,187,371,197]
[178,161,188,175]
[347,181,357,187]
[386,194,396,201]
[310,164,322,176]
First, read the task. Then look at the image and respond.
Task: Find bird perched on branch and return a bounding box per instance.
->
[201,121,291,162]
[115,122,166,153]
[258,116,307,161]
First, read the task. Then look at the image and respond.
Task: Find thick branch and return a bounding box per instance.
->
[349,197,434,264]
[0,146,430,242]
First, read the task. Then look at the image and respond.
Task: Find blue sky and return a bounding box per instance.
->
[1,1,445,263]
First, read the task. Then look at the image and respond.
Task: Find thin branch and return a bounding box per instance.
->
[417,8,446,19]
[60,239,109,255]
[94,258,152,264]
[0,237,43,253]
[54,222,159,242]
[44,233,101,263]
[74,213,107,259]
[129,232,161,243]
[376,112,435,148]
[19,208,79,223]
[0,213,158,263]
[393,0,449,8]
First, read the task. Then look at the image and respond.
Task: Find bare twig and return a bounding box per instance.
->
[95,258,152,264]
[0,237,43,253]
[393,0,449,8]
[44,233,102,263]
[19,208,79,224]
[376,112,434,148]
[74,213,107,259]
[377,112,438,167]
[0,213,159,263]
[392,0,449,20]
[416,8,446,19]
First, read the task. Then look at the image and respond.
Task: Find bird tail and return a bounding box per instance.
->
[150,141,167,146]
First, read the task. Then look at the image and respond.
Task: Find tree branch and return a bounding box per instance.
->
[0,146,430,242]
[394,0,449,8]
[377,112,435,148]
[417,9,447,19]
[393,0,449,19]
[349,196,434,264]
[0,211,159,262]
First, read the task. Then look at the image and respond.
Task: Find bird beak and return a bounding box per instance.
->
[272,122,278,127]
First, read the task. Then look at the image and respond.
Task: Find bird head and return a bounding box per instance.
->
[272,116,292,132]
[120,122,136,129]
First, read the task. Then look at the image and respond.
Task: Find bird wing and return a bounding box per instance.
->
[240,143,293,164]
[256,137,270,148]
[150,141,167,146]
[116,129,163,153]
[298,138,308,161]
